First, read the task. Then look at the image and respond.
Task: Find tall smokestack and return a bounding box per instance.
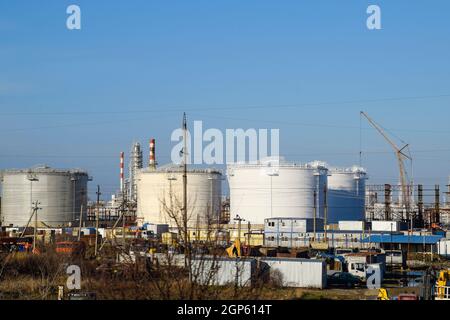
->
[149,138,156,169]
[120,151,124,193]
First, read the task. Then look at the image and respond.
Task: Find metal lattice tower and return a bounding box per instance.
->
[129,142,143,202]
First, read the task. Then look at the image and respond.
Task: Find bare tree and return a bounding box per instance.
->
[144,188,264,300]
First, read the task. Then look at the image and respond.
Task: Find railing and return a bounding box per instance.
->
[435,286,450,300]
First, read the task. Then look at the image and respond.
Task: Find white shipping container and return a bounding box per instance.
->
[371,221,400,232]
[261,258,327,289]
[192,258,256,287]
[265,218,324,233]
[81,228,95,235]
[145,223,169,236]
[150,253,186,267]
[339,221,365,231]
[98,228,106,239]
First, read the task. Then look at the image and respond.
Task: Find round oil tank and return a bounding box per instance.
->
[0,166,89,227]
[227,159,328,225]
[327,166,367,223]
[136,165,222,227]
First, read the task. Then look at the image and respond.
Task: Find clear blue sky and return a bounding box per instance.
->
[1,1,449,201]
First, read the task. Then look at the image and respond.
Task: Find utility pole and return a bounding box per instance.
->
[32,201,42,253]
[78,204,84,241]
[323,183,328,243]
[27,173,39,223]
[34,203,38,251]
[94,185,101,257]
[182,113,189,271]
[233,214,245,288]
[234,215,245,244]
[247,221,251,247]
[313,190,317,242]
[97,188,128,254]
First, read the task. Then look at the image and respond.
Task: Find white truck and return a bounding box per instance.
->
[384,250,407,268]
[345,252,386,281]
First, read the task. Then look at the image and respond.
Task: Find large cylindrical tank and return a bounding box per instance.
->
[227,159,328,225]
[327,166,367,223]
[0,166,89,227]
[136,165,222,227]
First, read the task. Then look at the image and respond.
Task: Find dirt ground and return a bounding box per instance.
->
[0,276,406,300]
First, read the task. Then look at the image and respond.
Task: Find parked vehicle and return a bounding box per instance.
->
[384,250,407,268]
[378,289,419,301]
[327,271,361,288]
[334,248,354,257]
[397,294,419,301]
[56,241,86,256]
[408,277,423,288]
[345,252,386,281]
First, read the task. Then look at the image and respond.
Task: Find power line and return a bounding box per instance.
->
[1,93,450,116]
[189,113,450,135]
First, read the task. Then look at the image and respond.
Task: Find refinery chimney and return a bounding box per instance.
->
[149,138,157,170]
[120,151,125,194]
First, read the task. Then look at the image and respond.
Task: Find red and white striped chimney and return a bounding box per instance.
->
[149,138,156,169]
[120,151,125,193]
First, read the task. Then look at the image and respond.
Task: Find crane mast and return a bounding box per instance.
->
[361,111,412,221]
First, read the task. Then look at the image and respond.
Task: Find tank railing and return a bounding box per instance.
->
[140,167,223,174]
[329,167,367,174]
[435,285,450,300]
[227,163,326,169]
[3,168,88,175]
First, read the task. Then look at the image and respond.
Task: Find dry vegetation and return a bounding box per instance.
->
[0,248,383,300]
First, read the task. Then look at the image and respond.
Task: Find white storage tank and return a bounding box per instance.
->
[136,165,222,227]
[0,166,89,227]
[328,166,367,223]
[227,158,328,225]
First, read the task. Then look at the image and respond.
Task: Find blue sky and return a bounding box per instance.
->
[1,1,449,200]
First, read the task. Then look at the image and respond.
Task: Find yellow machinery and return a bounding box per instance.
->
[226,239,241,258]
[162,232,178,246]
[436,269,450,299]
[378,288,390,300]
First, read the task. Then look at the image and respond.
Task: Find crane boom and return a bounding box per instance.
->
[361,111,412,220]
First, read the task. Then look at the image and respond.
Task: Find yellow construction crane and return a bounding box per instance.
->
[361,111,412,220]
